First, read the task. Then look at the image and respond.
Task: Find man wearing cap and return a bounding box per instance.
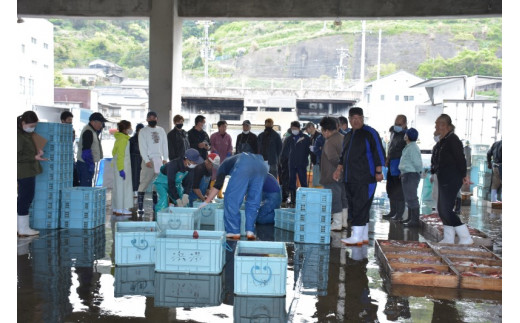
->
[398,128,423,227]
[257,118,282,178]
[153,148,204,212]
[281,120,311,205]
[137,111,169,217]
[236,120,258,154]
[333,107,385,246]
[189,152,220,206]
[76,112,108,187]
[201,153,268,240]
[305,122,325,187]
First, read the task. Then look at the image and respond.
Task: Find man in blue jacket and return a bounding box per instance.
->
[281,121,311,207]
[333,107,385,246]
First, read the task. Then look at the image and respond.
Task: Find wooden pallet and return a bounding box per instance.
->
[419,214,493,249]
[376,239,502,292]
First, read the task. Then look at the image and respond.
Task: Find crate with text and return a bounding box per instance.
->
[156,207,201,231]
[115,222,158,266]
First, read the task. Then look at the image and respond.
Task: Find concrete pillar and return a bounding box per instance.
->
[149,0,174,131]
[172,0,183,128]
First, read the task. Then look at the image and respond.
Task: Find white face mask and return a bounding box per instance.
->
[187,163,197,169]
[243,130,250,135]
[434,135,440,143]
[127,129,133,136]
[23,127,36,133]
[292,130,300,136]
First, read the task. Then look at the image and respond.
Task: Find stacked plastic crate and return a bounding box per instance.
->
[60,186,106,229]
[274,208,295,232]
[30,123,74,229]
[293,243,330,296]
[59,227,106,267]
[293,188,332,244]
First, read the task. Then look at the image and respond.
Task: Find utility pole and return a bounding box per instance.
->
[377,28,382,80]
[336,48,350,88]
[360,20,366,91]
[197,20,214,87]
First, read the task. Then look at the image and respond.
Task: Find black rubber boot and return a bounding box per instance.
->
[454,197,462,215]
[152,191,158,220]
[137,192,145,217]
[403,207,421,228]
[391,201,406,221]
[383,199,396,219]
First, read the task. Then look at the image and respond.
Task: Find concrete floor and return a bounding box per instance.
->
[17,187,502,322]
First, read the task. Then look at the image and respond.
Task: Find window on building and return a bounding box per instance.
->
[28,79,34,96]
[19,77,25,94]
[43,43,49,49]
[408,96,414,101]
[31,37,36,44]
[21,44,25,53]
[395,95,399,101]
[380,95,385,101]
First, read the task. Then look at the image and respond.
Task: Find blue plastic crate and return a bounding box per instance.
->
[154,271,224,307]
[115,222,159,266]
[234,241,287,296]
[193,201,222,225]
[295,202,331,215]
[59,227,106,266]
[156,207,201,231]
[35,180,67,192]
[60,215,103,229]
[294,228,331,244]
[295,187,332,204]
[30,216,59,229]
[30,207,60,221]
[215,208,246,235]
[233,295,287,323]
[114,265,156,297]
[293,244,330,295]
[274,208,295,232]
[31,198,60,211]
[155,230,226,274]
[294,212,330,226]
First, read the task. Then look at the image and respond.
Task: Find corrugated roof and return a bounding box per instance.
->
[410,75,467,88]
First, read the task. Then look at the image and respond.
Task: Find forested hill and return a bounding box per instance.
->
[51,18,501,84]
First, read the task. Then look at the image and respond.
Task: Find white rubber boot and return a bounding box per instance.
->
[439,225,455,244]
[17,215,39,236]
[350,246,364,261]
[455,224,474,245]
[342,208,349,228]
[341,226,364,246]
[362,223,369,244]
[331,212,343,231]
[491,189,498,202]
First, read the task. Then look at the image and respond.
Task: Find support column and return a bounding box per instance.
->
[149,0,174,130]
[172,0,183,128]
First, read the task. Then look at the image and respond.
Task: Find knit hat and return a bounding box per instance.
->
[207,153,220,167]
[405,128,419,141]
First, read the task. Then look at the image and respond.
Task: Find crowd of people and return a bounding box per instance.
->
[17,108,499,246]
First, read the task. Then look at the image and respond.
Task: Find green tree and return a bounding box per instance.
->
[417,49,501,78]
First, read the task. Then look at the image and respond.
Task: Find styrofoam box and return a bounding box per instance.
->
[293,244,330,295]
[156,207,201,231]
[154,271,224,307]
[233,295,287,323]
[193,201,222,225]
[115,222,158,266]
[215,208,246,235]
[234,241,288,296]
[114,265,156,297]
[155,230,226,274]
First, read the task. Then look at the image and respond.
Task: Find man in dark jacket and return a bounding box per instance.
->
[383,114,408,221]
[334,107,385,246]
[487,139,502,202]
[257,118,282,178]
[281,121,311,205]
[129,123,144,194]
[278,128,292,207]
[305,122,325,187]
[167,114,190,161]
[236,120,258,154]
[188,115,211,160]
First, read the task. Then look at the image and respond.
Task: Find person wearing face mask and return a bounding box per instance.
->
[129,123,144,196]
[188,115,211,160]
[60,111,80,187]
[281,121,311,205]
[257,118,282,178]
[137,111,169,217]
[305,122,325,188]
[153,148,204,212]
[167,114,190,161]
[236,120,258,154]
[17,111,46,236]
[382,115,407,222]
[76,112,108,187]
[111,120,134,215]
[398,128,423,227]
[189,153,220,206]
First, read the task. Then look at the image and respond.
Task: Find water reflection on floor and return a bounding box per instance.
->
[17,193,502,322]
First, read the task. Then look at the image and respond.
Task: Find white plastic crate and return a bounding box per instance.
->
[114,265,156,297]
[156,207,201,231]
[234,241,288,296]
[215,208,246,235]
[293,244,330,295]
[193,201,223,225]
[115,222,159,266]
[154,271,224,307]
[155,230,226,274]
[233,295,287,323]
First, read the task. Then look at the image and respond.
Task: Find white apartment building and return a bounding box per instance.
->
[16,18,54,115]
[360,70,429,139]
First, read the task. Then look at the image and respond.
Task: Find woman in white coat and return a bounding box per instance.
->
[112,120,134,215]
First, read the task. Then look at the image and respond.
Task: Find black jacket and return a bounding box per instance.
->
[281,131,311,168]
[187,127,210,160]
[236,132,258,154]
[167,127,190,161]
[161,157,195,200]
[257,127,282,166]
[339,125,386,184]
[432,131,467,183]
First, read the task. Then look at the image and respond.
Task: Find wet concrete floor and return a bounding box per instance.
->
[17,189,502,322]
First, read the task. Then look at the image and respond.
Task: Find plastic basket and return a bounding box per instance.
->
[115,222,159,266]
[156,207,201,231]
